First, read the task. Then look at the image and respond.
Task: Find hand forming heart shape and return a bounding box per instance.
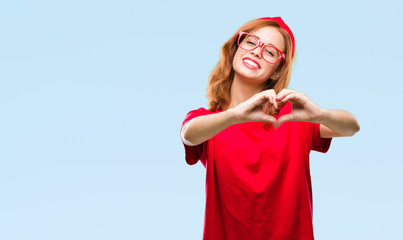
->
[234,89,324,128]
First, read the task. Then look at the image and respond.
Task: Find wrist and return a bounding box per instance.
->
[317,108,329,124]
[226,108,243,125]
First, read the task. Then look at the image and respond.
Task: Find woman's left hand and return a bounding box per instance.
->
[276,89,324,126]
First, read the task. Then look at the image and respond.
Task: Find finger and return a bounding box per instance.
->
[261,115,278,128]
[268,94,277,109]
[249,94,268,109]
[281,93,305,104]
[276,89,294,101]
[276,99,286,109]
[281,93,296,103]
[258,90,276,102]
[256,92,277,109]
[277,113,294,126]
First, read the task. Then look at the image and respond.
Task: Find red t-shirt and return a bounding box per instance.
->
[181,102,332,240]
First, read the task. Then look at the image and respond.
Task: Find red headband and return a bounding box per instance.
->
[258,17,295,58]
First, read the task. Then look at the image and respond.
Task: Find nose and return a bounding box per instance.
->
[250,42,264,58]
[250,47,261,58]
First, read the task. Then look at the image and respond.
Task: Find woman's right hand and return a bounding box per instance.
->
[183,90,281,146]
[232,89,279,127]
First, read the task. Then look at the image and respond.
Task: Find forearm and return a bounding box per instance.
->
[183,109,239,146]
[319,109,360,137]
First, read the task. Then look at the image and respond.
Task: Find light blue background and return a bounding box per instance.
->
[1,0,402,239]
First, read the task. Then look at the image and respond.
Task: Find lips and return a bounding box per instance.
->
[242,57,261,69]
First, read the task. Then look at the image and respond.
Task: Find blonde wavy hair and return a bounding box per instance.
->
[207,19,294,111]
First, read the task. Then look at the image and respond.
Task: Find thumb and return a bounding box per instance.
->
[262,115,278,128]
[277,113,294,127]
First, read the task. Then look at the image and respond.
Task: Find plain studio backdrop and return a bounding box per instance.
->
[0,0,402,239]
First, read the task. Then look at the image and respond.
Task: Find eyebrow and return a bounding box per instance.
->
[252,34,279,49]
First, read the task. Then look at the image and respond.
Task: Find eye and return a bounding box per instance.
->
[246,40,256,46]
[265,49,275,57]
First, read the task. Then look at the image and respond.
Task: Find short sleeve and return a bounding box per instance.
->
[279,102,331,153]
[180,108,215,165]
[309,123,332,153]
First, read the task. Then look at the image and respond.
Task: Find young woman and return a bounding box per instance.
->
[180,17,359,240]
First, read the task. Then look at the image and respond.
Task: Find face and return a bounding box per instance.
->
[232,26,285,87]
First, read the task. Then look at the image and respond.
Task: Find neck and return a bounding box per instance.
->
[227,75,265,109]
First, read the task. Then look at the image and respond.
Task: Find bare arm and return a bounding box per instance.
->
[183,89,360,146]
[183,109,238,146]
[319,109,360,138]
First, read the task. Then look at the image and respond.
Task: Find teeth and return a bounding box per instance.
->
[244,59,258,68]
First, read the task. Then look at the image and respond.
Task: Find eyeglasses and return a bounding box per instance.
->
[237,31,286,64]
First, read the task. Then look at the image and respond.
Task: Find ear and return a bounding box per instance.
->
[270,72,280,81]
[270,65,283,80]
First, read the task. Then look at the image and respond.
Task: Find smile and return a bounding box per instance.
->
[242,58,260,69]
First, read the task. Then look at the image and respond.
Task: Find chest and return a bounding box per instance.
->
[211,122,309,186]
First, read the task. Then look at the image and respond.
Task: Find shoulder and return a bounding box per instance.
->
[186,107,212,115]
[186,107,221,116]
[183,107,219,124]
